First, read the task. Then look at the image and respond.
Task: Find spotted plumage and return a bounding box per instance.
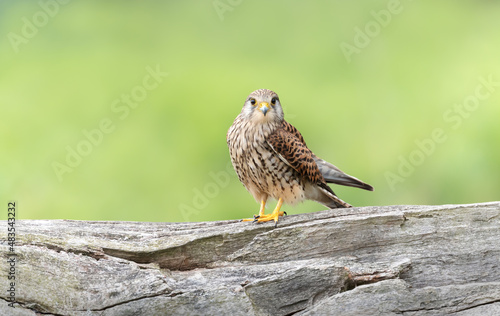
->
[227,89,373,225]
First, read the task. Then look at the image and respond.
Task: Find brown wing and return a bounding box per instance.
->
[282,121,373,191]
[266,125,324,184]
[281,120,307,145]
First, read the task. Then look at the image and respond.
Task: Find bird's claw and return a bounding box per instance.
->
[242,201,285,226]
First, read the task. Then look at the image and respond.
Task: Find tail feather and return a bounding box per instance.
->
[314,157,374,191]
[325,193,352,209]
[305,182,352,209]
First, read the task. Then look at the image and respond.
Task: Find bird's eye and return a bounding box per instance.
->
[250,98,257,106]
[271,97,278,105]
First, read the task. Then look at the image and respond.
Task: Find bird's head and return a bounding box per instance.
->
[240,89,284,124]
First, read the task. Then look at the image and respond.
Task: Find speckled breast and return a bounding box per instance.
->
[228,118,306,204]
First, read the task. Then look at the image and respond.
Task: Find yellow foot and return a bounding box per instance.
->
[241,198,286,227]
[255,210,286,226]
[242,199,267,222]
[242,216,259,222]
[241,210,287,222]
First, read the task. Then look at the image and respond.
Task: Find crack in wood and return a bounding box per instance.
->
[453,297,500,313]
[77,290,173,312]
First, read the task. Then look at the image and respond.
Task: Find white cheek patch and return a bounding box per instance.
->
[242,106,254,117]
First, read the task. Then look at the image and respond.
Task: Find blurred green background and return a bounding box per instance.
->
[1,1,499,222]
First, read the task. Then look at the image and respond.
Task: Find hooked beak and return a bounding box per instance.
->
[259,102,269,116]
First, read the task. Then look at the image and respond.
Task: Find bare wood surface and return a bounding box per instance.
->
[1,202,500,315]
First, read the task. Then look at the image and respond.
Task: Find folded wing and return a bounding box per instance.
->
[280,120,373,191]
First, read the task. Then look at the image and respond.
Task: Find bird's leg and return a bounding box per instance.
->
[258,199,266,217]
[242,199,267,222]
[254,198,285,227]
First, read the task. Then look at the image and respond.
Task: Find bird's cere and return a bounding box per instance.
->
[259,102,269,115]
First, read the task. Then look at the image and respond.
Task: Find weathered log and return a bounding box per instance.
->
[1,202,500,315]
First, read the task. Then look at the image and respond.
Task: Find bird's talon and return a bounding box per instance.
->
[241,198,285,225]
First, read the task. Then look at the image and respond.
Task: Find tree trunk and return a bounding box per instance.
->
[1,202,500,315]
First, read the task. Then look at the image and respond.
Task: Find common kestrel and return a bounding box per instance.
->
[227,89,373,226]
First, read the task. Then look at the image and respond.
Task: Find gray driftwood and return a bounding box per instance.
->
[1,202,500,315]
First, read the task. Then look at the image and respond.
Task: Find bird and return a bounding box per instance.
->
[227,89,373,226]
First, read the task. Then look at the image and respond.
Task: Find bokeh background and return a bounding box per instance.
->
[1,1,499,222]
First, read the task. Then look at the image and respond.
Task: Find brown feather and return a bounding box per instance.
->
[266,124,325,185]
